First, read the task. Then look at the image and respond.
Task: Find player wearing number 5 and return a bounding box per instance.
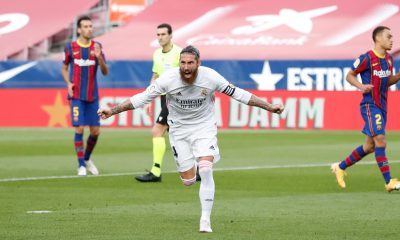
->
[331,26,400,192]
[61,16,108,176]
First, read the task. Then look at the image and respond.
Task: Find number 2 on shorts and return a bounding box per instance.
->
[375,114,382,125]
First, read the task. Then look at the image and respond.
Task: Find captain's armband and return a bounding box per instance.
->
[222,84,236,96]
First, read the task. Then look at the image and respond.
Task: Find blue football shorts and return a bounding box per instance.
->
[70,99,100,127]
[360,103,386,137]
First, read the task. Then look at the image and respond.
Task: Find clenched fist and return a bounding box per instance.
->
[97,107,112,119]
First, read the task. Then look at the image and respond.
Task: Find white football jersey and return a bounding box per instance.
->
[130,66,252,128]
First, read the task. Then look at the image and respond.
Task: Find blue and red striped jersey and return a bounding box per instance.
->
[63,40,105,102]
[351,49,393,112]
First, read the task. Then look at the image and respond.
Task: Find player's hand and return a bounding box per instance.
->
[97,107,113,119]
[94,43,102,59]
[270,104,284,114]
[67,83,74,97]
[360,84,373,93]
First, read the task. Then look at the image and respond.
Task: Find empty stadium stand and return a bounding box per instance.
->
[97,0,400,60]
[0,0,101,60]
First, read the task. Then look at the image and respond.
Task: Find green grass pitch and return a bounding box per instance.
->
[1,128,400,239]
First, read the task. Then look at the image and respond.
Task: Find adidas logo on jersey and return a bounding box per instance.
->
[209,145,215,150]
[373,69,391,78]
[177,92,182,96]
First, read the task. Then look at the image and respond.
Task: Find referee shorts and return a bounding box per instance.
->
[156,95,169,125]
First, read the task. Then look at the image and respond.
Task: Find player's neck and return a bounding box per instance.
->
[77,38,92,47]
[373,46,387,58]
[162,43,173,53]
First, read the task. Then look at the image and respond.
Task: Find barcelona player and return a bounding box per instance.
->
[61,16,108,176]
[331,26,400,192]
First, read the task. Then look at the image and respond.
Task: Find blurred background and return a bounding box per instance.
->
[1,0,400,130]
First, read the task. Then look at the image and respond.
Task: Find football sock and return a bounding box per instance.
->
[198,160,214,222]
[74,133,85,167]
[339,145,367,170]
[84,135,98,161]
[150,137,165,177]
[375,147,391,184]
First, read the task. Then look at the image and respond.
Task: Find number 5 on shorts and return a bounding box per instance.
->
[73,106,79,117]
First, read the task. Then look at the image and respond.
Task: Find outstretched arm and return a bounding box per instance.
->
[248,95,284,114]
[98,80,164,119]
[222,83,284,114]
[98,99,134,119]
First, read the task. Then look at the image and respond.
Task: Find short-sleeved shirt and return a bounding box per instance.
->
[63,40,105,102]
[351,49,393,112]
[152,44,181,77]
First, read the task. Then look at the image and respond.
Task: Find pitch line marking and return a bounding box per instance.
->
[1,160,399,183]
[26,210,52,214]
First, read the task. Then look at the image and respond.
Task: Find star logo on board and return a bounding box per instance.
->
[42,91,70,127]
[231,6,338,35]
[250,61,283,90]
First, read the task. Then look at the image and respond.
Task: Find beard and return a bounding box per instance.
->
[180,68,198,84]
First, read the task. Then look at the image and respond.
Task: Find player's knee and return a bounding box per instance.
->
[151,125,165,137]
[364,145,374,154]
[378,140,387,148]
[90,128,100,136]
[198,160,213,176]
[199,166,212,176]
[151,128,160,137]
[181,176,196,186]
[373,135,386,148]
[91,131,100,137]
[75,127,84,134]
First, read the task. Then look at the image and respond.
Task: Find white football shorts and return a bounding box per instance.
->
[168,123,220,172]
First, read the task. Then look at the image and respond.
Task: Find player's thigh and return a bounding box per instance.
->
[192,125,220,163]
[70,99,85,127]
[84,100,100,126]
[360,103,386,136]
[169,134,196,172]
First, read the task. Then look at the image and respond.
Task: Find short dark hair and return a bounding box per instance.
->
[157,23,172,34]
[372,26,390,42]
[180,45,200,60]
[77,16,91,28]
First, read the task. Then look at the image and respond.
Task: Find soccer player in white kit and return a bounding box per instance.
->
[98,45,284,233]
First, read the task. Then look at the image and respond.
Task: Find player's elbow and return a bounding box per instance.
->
[345,71,356,83]
[61,64,68,72]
